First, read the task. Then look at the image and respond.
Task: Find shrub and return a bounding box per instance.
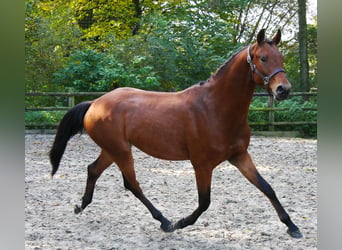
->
[248,96,317,138]
[53,49,160,92]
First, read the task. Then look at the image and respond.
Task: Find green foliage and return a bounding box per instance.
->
[102,9,240,91]
[25,0,317,136]
[25,111,66,128]
[52,49,160,91]
[275,97,317,137]
[274,96,317,121]
[248,96,269,122]
[248,96,317,137]
[282,45,300,91]
[26,0,317,93]
[25,0,81,92]
[71,0,137,41]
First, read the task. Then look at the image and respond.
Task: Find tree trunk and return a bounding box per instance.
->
[298,0,309,93]
[132,0,142,35]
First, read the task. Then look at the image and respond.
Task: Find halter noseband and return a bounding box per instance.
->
[247,45,285,86]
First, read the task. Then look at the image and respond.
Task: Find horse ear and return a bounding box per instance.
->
[272,29,281,45]
[257,29,266,44]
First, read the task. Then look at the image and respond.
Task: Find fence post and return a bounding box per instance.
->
[67,88,75,108]
[268,95,274,131]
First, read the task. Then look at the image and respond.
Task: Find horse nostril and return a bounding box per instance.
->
[275,84,290,100]
[276,85,285,94]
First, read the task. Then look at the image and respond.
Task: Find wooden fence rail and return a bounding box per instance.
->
[25,91,317,130]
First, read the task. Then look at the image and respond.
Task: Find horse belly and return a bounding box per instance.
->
[127,117,189,161]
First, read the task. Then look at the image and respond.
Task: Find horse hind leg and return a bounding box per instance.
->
[114,150,173,232]
[229,152,303,238]
[121,172,130,190]
[74,150,113,214]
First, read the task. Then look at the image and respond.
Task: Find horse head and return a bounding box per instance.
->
[248,29,291,101]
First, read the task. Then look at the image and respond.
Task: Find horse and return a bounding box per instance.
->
[49,29,302,238]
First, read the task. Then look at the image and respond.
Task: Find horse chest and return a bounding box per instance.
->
[207,126,250,160]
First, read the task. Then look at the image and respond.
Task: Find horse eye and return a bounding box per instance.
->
[261,56,267,62]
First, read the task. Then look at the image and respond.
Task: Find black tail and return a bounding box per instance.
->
[49,101,92,176]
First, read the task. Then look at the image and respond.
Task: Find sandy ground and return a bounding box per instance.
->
[25,134,317,249]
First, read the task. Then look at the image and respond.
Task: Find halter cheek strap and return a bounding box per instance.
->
[247,45,285,86]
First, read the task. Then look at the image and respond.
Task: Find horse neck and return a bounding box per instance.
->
[207,48,256,122]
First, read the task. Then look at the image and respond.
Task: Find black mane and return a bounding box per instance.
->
[210,46,247,80]
[194,45,248,87]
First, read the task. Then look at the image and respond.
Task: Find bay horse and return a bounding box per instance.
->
[50,29,302,238]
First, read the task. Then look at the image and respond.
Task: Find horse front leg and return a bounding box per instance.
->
[229,152,302,238]
[173,166,213,230]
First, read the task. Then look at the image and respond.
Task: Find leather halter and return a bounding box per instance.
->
[247,45,285,86]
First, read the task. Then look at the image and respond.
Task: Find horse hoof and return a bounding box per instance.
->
[287,228,303,238]
[173,218,186,230]
[74,205,83,214]
[160,221,174,233]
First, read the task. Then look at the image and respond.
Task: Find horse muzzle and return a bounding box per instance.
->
[272,82,291,101]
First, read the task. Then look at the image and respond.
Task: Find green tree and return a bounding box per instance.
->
[25,0,81,92]
[71,0,137,41]
[52,49,160,92]
[70,0,187,43]
[26,0,316,93]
